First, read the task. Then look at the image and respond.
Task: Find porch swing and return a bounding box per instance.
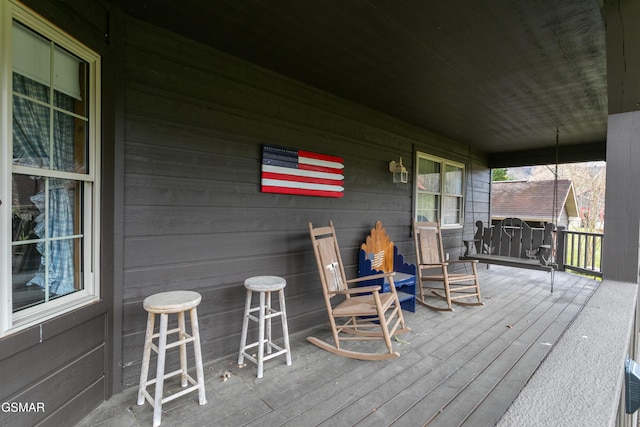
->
[461,129,560,292]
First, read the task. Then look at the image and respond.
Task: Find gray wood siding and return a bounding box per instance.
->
[0,1,115,425]
[0,311,108,427]
[116,17,490,388]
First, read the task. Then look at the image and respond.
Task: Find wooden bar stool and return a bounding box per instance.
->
[238,276,292,378]
[137,291,207,427]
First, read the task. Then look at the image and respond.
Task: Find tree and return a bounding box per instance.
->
[492,168,509,181]
[561,162,605,232]
[509,162,606,232]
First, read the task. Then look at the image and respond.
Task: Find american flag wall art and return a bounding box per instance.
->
[261,145,345,198]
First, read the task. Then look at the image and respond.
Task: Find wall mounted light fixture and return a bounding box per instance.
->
[389,157,408,183]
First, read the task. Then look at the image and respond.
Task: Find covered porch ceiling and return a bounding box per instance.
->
[112,0,608,167]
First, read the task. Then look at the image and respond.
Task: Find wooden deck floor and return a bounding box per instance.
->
[78,266,599,427]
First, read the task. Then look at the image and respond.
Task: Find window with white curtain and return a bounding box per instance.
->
[415,152,465,227]
[0,1,101,335]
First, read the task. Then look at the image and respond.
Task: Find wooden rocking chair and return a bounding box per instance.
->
[308,221,410,360]
[413,221,483,311]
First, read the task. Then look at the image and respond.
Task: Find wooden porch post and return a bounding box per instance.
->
[602,0,640,284]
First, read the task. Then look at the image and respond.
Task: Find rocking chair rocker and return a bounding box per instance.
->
[308,221,410,360]
[413,221,483,311]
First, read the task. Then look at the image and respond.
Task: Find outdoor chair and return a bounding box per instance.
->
[308,221,410,360]
[413,221,483,311]
[358,221,416,312]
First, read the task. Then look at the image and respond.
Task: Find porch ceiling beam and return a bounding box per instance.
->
[605,0,640,115]
[486,141,606,169]
[602,0,640,283]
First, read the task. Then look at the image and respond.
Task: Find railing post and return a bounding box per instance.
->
[556,225,566,272]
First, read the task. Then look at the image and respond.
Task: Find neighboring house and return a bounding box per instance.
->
[491,179,579,228]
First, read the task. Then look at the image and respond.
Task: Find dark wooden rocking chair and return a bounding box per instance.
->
[308,221,410,360]
[413,221,483,311]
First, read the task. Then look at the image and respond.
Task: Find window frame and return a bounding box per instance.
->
[414,151,465,229]
[0,0,101,335]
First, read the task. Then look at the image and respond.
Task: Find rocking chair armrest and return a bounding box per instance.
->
[418,262,448,268]
[331,285,381,295]
[347,272,395,284]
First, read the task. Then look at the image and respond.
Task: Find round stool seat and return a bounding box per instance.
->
[143,291,202,314]
[244,276,286,292]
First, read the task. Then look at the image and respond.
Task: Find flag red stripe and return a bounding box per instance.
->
[262,186,344,198]
[299,150,343,164]
[262,172,343,186]
[298,163,344,175]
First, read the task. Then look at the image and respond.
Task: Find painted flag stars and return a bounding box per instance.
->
[261,145,344,198]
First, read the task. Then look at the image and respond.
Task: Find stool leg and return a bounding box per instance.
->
[137,312,155,405]
[279,288,292,366]
[238,290,252,365]
[153,313,169,427]
[266,291,272,355]
[178,311,188,387]
[190,306,207,405]
[257,291,266,379]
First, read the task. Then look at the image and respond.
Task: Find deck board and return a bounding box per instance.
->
[77,266,598,427]
[354,278,555,425]
[426,273,592,426]
[345,295,542,424]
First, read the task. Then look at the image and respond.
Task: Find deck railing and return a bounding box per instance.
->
[556,225,603,278]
